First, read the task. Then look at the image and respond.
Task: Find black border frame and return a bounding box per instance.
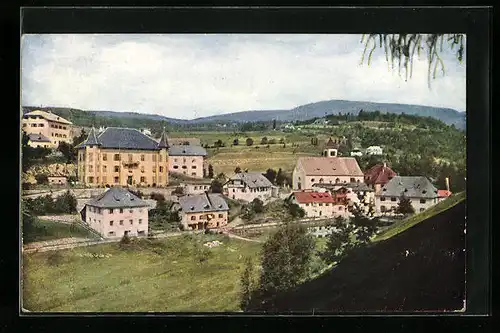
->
[3,5,492,331]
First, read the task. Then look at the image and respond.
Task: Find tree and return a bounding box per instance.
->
[214,139,224,148]
[396,195,415,216]
[54,190,77,214]
[263,168,277,185]
[279,138,285,144]
[261,137,268,145]
[233,138,239,146]
[246,138,254,146]
[272,119,277,130]
[203,168,207,178]
[351,209,379,244]
[287,202,305,219]
[360,34,465,87]
[251,198,264,214]
[35,174,48,185]
[210,179,223,193]
[208,164,214,179]
[234,166,242,174]
[259,223,315,296]
[58,142,76,163]
[72,128,87,147]
[275,168,285,187]
[321,216,355,265]
[150,192,166,202]
[240,256,256,311]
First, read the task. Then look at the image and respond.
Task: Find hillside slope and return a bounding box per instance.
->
[248,199,466,313]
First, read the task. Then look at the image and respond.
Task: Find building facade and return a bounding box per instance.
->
[175,192,229,230]
[48,176,68,186]
[168,145,207,179]
[293,148,365,190]
[80,187,149,239]
[22,110,73,148]
[289,191,349,218]
[374,176,440,215]
[223,172,276,202]
[180,180,213,195]
[75,127,170,187]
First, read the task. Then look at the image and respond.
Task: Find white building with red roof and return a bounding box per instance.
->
[288,191,349,218]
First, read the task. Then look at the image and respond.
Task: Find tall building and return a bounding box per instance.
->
[75,127,170,187]
[168,145,207,178]
[22,110,73,148]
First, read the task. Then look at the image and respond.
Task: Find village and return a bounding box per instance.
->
[21,109,454,243]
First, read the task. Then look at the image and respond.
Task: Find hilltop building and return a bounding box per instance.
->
[80,187,149,239]
[75,127,170,187]
[374,176,439,215]
[364,163,397,192]
[173,192,229,230]
[22,110,73,148]
[168,145,207,178]
[293,147,364,190]
[223,172,277,202]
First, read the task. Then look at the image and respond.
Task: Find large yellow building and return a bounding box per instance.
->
[75,127,170,187]
[22,110,73,148]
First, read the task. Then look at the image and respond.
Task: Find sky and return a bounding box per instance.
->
[21,34,466,120]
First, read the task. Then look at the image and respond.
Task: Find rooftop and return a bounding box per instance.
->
[178,192,229,213]
[27,133,51,143]
[364,163,397,185]
[297,156,364,176]
[23,110,73,125]
[86,187,149,208]
[312,182,374,192]
[168,145,207,156]
[75,127,164,150]
[291,191,336,204]
[378,176,438,199]
[229,172,274,188]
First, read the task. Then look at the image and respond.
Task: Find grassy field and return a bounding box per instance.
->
[374,191,466,242]
[22,234,262,312]
[23,220,98,244]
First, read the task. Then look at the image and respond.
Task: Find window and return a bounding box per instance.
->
[191,172,197,176]
[306,203,310,206]
[173,165,179,169]
[140,176,145,183]
[114,166,120,172]
[114,154,120,161]
[391,197,397,202]
[103,154,107,161]
[420,199,426,204]
[159,166,164,172]
[88,176,94,183]
[325,203,330,206]
[110,221,114,226]
[108,231,115,236]
[380,197,386,201]
[141,154,145,161]
[114,177,119,183]
[311,178,315,182]
[319,203,323,206]
[183,158,186,163]
[182,165,187,169]
[152,166,156,172]
[120,208,123,213]
[218,214,223,218]
[128,154,133,162]
[159,155,163,162]
[88,165,93,172]
[194,186,198,190]
[192,166,197,169]
[139,219,143,224]
[129,209,133,213]
[350,178,355,182]
[119,220,124,225]
[335,178,340,183]
[22,123,26,127]
[174,158,178,162]
[63,126,67,130]
[32,124,37,127]
[39,123,45,127]
[152,155,157,162]
[130,219,133,225]
[380,206,386,212]
[98,208,102,214]
[191,216,196,220]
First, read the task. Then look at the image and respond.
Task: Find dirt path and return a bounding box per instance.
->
[224,232,264,243]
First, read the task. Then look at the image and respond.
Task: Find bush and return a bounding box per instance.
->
[35,174,49,185]
[246,138,254,146]
[150,192,166,202]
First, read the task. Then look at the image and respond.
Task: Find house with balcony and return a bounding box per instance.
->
[174,192,229,230]
[80,187,149,239]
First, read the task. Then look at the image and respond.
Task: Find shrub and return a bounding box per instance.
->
[35,174,49,185]
[150,192,166,202]
[246,138,254,146]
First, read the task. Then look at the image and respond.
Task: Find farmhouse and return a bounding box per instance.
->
[175,192,229,230]
[75,127,170,187]
[375,176,439,215]
[293,147,364,190]
[168,145,207,179]
[22,110,73,148]
[288,191,348,218]
[223,172,277,202]
[364,163,397,192]
[80,187,149,239]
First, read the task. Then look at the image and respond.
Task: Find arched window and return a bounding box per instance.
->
[319,178,324,183]
[335,178,340,184]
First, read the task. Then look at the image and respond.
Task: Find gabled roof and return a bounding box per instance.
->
[378,176,438,199]
[76,127,161,150]
[23,110,73,125]
[228,172,273,188]
[86,187,149,208]
[364,163,397,185]
[438,190,452,197]
[297,157,364,176]
[325,137,340,148]
[168,145,207,156]
[157,129,170,149]
[291,191,336,204]
[27,133,51,143]
[178,193,229,213]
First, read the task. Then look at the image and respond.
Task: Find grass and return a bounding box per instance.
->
[22,234,262,312]
[23,220,98,244]
[374,191,466,242]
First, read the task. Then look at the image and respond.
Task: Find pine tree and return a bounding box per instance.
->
[208,164,214,179]
[275,168,285,186]
[240,257,256,311]
[396,195,415,216]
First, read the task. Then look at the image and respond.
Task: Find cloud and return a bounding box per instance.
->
[21,34,466,119]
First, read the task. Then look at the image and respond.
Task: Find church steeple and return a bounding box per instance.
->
[157,127,170,149]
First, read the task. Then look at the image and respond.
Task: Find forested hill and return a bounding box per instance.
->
[22,99,465,130]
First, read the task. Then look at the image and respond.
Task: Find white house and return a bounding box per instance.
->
[366,146,383,156]
[223,172,277,202]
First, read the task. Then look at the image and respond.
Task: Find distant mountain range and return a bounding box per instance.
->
[22,99,466,129]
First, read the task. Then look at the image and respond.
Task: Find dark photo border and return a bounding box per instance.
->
[4,5,492,332]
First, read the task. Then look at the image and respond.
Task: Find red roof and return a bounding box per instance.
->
[438,190,452,197]
[364,163,397,185]
[292,191,336,204]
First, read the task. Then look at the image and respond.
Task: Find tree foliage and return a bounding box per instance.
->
[208,164,214,179]
[360,34,465,87]
[396,195,416,216]
[240,257,256,311]
[246,137,254,146]
[210,179,223,193]
[263,168,277,185]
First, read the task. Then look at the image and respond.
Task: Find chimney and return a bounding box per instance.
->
[383,162,387,169]
[445,177,450,191]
